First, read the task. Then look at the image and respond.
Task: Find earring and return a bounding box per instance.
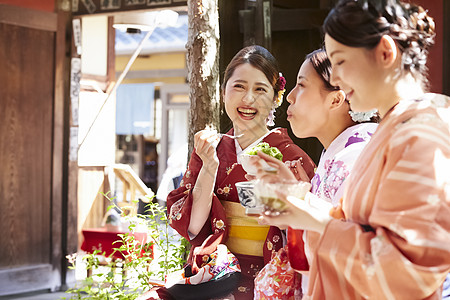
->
[266,108,276,126]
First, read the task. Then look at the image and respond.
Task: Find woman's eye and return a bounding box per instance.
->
[234,84,244,89]
[297,83,304,88]
[336,60,344,66]
[256,87,267,92]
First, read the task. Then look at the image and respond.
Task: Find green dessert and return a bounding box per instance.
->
[245,142,283,161]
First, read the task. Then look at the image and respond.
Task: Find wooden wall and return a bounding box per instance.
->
[0,0,54,12]
[0,4,69,295]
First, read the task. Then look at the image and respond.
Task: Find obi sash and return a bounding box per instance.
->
[221,200,269,257]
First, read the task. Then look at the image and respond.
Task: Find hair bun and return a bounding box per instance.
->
[409,5,435,37]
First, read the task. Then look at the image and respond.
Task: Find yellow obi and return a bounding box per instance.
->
[221,200,269,257]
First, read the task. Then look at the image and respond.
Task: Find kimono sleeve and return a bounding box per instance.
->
[166,149,228,247]
[313,118,450,299]
[166,149,201,242]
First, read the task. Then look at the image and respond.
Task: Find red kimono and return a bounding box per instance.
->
[167,128,315,299]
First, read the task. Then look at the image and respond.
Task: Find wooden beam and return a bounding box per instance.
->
[0,4,57,31]
[272,8,328,31]
[73,0,187,16]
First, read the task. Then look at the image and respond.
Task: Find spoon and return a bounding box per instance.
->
[219,133,244,139]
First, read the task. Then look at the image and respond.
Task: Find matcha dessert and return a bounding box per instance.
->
[245,142,283,161]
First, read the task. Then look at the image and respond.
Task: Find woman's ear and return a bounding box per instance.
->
[328,90,346,110]
[376,35,398,68]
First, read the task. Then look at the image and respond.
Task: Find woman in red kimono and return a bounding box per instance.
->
[164,45,315,300]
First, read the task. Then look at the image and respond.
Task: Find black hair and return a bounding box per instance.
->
[222,45,283,94]
[323,0,435,88]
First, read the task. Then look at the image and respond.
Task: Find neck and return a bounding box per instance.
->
[234,124,269,149]
[318,113,355,150]
[379,75,425,118]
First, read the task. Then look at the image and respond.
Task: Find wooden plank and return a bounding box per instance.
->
[0,22,53,267]
[0,264,52,296]
[272,8,329,31]
[0,4,57,31]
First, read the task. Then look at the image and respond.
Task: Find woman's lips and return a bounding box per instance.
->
[237,107,257,120]
[286,110,293,121]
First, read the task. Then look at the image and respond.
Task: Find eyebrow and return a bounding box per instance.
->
[233,79,271,88]
[298,75,308,81]
[328,50,342,58]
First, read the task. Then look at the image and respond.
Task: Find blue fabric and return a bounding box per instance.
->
[116,83,154,135]
[443,273,450,299]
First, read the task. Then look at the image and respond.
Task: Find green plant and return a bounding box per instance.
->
[64,192,188,299]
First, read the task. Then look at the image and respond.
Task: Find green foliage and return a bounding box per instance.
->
[64,193,188,299]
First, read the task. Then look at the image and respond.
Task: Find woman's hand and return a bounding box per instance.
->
[261,192,332,234]
[194,129,221,168]
[251,151,297,182]
[285,159,310,182]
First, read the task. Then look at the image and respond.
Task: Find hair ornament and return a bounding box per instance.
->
[266,108,276,126]
[349,109,378,122]
[275,73,286,107]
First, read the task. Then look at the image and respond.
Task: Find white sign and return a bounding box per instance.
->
[69,127,79,162]
[72,19,82,55]
[70,58,81,126]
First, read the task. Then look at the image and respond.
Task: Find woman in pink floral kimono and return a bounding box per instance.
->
[253,49,378,299]
[160,45,316,300]
[259,1,450,299]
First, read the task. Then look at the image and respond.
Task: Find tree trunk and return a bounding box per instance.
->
[187,0,220,156]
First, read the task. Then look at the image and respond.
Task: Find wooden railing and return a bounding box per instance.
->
[112,164,154,215]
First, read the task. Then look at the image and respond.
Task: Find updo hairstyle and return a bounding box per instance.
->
[323,0,435,88]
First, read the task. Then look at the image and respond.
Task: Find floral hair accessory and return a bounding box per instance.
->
[348,109,378,122]
[278,73,286,91]
[275,73,286,107]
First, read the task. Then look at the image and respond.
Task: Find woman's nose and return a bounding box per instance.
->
[286,89,295,104]
[242,91,256,104]
[330,70,340,87]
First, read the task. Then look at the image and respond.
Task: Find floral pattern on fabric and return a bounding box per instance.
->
[168,198,186,222]
[213,218,226,231]
[311,158,349,202]
[226,163,237,175]
[165,244,241,288]
[217,184,232,197]
[253,247,301,300]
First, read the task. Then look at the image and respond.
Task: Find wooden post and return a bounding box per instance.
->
[186,0,220,155]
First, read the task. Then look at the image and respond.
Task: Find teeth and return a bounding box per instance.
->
[238,108,256,114]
